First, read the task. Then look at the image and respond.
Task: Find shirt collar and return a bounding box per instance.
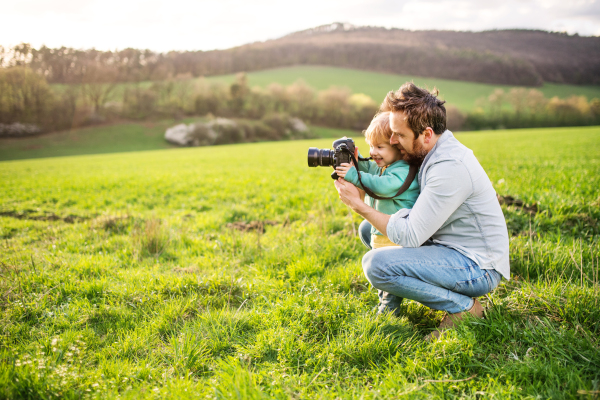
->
[418,130,453,186]
[422,130,452,168]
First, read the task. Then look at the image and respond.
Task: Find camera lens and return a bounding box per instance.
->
[307,148,333,167]
[321,149,333,166]
[307,147,319,167]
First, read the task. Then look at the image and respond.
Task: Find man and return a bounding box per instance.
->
[334,82,510,339]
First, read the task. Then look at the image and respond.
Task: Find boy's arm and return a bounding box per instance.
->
[342,165,408,198]
[355,150,371,172]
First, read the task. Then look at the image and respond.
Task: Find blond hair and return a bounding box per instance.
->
[364,112,392,145]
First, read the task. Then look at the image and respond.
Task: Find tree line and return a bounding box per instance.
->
[0,42,565,87]
[0,68,381,136]
[462,88,600,130]
[2,65,598,138]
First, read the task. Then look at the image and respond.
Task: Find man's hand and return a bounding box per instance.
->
[358,187,365,202]
[334,178,364,212]
[335,163,353,179]
[335,178,392,236]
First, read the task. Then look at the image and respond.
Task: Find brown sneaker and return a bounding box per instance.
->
[425,298,485,341]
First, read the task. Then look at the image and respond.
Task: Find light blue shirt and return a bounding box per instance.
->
[387,130,510,279]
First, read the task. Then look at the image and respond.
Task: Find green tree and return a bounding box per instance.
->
[0,67,52,125]
[229,72,249,115]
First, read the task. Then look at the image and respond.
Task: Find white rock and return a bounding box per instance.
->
[164,123,192,146]
[0,122,42,137]
[290,117,308,133]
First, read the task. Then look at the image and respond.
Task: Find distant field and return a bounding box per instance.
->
[204,66,600,111]
[0,121,177,161]
[0,121,351,161]
[1,126,599,398]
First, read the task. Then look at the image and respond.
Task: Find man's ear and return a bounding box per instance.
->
[423,127,435,143]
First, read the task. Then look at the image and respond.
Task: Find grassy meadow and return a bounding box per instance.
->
[1,125,599,398]
[0,121,177,162]
[0,122,353,162]
[203,66,600,111]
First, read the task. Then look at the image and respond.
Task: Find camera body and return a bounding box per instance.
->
[308,137,356,180]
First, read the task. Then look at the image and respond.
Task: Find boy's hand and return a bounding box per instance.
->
[335,163,353,178]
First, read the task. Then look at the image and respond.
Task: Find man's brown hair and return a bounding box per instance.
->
[380,82,447,138]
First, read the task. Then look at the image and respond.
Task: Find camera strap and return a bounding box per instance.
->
[349,153,418,201]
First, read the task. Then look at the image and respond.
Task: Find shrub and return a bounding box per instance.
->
[348,93,378,130]
[122,86,158,119]
[188,122,217,146]
[465,89,600,130]
[446,105,467,132]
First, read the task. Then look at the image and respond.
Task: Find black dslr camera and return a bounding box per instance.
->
[307,137,358,180]
[308,137,418,201]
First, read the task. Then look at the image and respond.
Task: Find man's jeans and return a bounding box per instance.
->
[359,220,501,314]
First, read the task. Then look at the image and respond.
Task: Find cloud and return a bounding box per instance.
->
[1,0,598,51]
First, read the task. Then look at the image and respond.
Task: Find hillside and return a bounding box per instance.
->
[269,24,600,85]
[7,23,600,86]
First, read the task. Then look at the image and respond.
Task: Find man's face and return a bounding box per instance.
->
[389,111,429,167]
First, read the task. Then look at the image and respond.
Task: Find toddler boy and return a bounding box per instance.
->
[336,112,420,249]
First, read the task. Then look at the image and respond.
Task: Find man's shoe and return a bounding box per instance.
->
[425,298,484,341]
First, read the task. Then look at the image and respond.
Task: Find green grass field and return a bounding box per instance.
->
[204,66,600,111]
[0,121,176,161]
[1,126,599,398]
[0,124,351,162]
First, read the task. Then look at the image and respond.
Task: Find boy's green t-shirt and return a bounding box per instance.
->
[344,156,420,237]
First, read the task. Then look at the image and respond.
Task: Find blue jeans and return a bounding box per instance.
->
[359,220,501,314]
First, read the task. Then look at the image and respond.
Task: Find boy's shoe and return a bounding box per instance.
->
[373,291,403,317]
[424,298,484,341]
[372,304,403,317]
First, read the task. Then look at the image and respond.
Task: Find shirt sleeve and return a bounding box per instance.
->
[346,167,407,198]
[356,150,371,173]
[386,159,473,247]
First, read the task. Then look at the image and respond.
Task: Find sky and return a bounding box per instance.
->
[1,0,599,52]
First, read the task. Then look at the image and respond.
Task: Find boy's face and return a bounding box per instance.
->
[368,140,402,168]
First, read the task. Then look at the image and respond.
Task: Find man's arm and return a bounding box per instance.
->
[334,178,390,234]
[336,160,473,248]
[386,160,472,247]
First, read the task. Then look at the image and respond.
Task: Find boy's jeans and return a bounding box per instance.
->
[359,220,501,314]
